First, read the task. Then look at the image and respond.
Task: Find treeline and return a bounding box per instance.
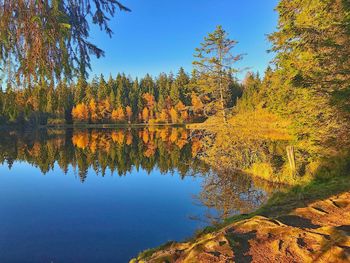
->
[0,127,207,181]
[0,67,242,126]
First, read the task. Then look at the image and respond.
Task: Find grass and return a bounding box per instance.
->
[130,241,175,263]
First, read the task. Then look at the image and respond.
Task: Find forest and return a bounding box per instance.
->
[0,67,242,125]
[0,0,349,189]
[0,0,350,262]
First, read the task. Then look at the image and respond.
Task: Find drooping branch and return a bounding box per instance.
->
[0,0,130,88]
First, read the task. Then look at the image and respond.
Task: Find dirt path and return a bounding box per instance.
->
[132,192,350,263]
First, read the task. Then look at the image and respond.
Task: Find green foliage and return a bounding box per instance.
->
[0,68,241,126]
[193,25,243,122]
[232,0,350,166]
[0,0,130,85]
[0,128,208,181]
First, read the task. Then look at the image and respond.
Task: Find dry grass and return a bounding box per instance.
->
[188,108,293,141]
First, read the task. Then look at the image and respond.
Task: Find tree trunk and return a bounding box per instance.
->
[286,146,296,176]
[219,82,227,123]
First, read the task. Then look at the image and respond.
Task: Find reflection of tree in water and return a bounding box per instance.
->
[0,128,208,182]
[194,168,286,224]
[194,169,264,224]
[0,127,287,218]
[189,128,290,223]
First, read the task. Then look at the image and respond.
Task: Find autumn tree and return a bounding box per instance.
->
[89,99,99,123]
[191,93,204,116]
[170,107,178,123]
[142,107,150,123]
[111,107,125,122]
[98,99,112,121]
[125,106,132,123]
[72,103,89,122]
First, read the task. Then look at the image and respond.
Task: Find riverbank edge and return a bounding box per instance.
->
[131,168,350,262]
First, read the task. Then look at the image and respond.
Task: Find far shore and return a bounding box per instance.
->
[0,122,195,130]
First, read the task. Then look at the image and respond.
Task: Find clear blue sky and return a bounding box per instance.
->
[89,0,279,80]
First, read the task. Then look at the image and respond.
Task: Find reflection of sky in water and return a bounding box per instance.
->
[0,128,277,262]
[0,162,206,263]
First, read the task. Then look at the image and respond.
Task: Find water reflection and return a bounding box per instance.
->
[0,127,290,261]
[0,127,206,181]
[196,169,285,223]
[0,127,287,223]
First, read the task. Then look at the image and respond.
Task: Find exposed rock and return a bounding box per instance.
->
[131,192,350,263]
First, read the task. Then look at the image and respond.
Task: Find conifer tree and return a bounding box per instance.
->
[193,25,243,123]
[0,0,130,86]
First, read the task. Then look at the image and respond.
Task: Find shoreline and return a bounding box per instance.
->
[0,122,197,130]
[131,171,350,262]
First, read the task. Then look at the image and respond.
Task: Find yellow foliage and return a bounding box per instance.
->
[170,107,178,123]
[191,139,201,157]
[170,128,178,143]
[142,107,149,122]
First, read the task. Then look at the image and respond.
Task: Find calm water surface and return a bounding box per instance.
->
[0,128,274,262]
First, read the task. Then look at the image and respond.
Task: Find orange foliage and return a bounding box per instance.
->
[111,130,125,144]
[126,132,133,145]
[89,99,99,122]
[191,93,204,113]
[72,132,89,149]
[72,103,89,121]
[170,128,178,143]
[159,128,168,141]
[159,109,169,122]
[180,129,188,140]
[126,106,132,122]
[89,139,97,153]
[142,130,149,144]
[144,142,157,158]
[143,93,155,109]
[191,138,201,157]
[176,139,188,149]
[98,134,111,153]
[111,107,125,121]
[176,101,186,111]
[170,107,178,123]
[98,99,112,120]
[181,110,189,121]
[142,107,149,122]
[165,96,172,110]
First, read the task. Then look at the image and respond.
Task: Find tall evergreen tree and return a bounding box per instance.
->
[193,25,243,123]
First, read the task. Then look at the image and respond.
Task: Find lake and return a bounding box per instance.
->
[0,127,275,262]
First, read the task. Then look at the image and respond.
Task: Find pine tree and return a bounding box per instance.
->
[74,76,87,104]
[175,67,190,104]
[193,25,243,123]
